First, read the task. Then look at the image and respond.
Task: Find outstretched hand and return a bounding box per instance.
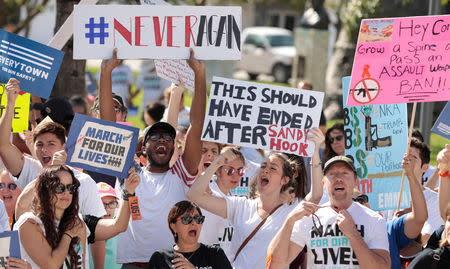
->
[101,48,122,73]
[437,144,450,173]
[124,167,141,194]
[307,127,325,148]
[217,148,238,167]
[186,48,205,74]
[4,78,21,105]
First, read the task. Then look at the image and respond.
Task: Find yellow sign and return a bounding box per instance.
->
[0,83,30,133]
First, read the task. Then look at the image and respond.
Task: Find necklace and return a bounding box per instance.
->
[185,248,197,261]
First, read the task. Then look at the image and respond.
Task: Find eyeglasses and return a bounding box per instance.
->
[55,183,77,194]
[176,214,205,225]
[311,213,323,235]
[328,135,344,144]
[353,194,369,205]
[149,133,173,142]
[225,167,245,176]
[0,183,18,191]
[103,201,119,209]
[113,106,122,113]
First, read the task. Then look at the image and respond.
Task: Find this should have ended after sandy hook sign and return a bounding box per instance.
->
[202,77,324,157]
[73,5,242,60]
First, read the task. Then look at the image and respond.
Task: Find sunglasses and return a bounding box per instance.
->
[103,201,119,209]
[55,183,78,194]
[149,133,173,142]
[176,214,205,225]
[328,135,344,144]
[0,183,18,191]
[311,213,323,235]
[225,167,245,176]
[353,194,369,204]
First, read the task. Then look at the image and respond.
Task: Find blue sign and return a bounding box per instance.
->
[85,70,98,94]
[65,114,139,178]
[0,29,64,99]
[0,231,21,260]
[432,101,450,140]
[343,76,409,211]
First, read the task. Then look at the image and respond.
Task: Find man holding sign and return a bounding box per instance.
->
[116,50,206,267]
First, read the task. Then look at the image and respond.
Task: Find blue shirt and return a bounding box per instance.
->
[387,214,414,269]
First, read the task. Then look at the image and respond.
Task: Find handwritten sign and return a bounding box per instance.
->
[73,5,242,60]
[202,77,324,157]
[343,76,409,211]
[154,59,194,91]
[0,29,64,99]
[65,114,139,178]
[0,231,21,267]
[0,83,30,133]
[347,15,450,106]
[432,101,450,140]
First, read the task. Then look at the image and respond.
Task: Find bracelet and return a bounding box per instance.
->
[310,162,322,168]
[439,171,450,178]
[122,189,136,201]
[64,232,73,240]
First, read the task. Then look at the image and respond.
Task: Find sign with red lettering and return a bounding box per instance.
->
[201,77,324,157]
[73,5,241,60]
[347,15,450,106]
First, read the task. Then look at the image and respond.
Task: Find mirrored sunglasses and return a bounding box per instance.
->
[225,167,245,176]
[353,194,369,204]
[328,135,343,144]
[176,214,205,225]
[0,183,18,191]
[55,183,77,194]
[149,133,173,141]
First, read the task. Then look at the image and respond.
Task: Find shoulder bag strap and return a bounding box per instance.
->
[233,204,283,262]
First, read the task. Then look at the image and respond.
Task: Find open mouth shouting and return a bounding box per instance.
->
[259,176,270,187]
[188,228,198,238]
[2,195,13,203]
[155,144,168,157]
[42,156,52,165]
[203,162,211,169]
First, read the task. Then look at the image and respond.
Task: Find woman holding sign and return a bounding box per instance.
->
[14,165,87,269]
[187,128,324,269]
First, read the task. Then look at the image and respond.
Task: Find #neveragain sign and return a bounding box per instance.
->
[65,114,139,178]
[202,77,324,157]
[343,76,409,211]
[0,30,64,99]
[73,5,242,60]
[347,15,450,106]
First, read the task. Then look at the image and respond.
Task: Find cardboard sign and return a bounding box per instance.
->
[347,15,450,106]
[65,114,139,178]
[73,5,242,60]
[202,77,324,157]
[432,101,450,140]
[154,59,194,91]
[0,29,64,99]
[0,231,21,266]
[343,76,409,211]
[0,83,30,133]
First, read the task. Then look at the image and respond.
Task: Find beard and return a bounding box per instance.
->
[146,147,174,168]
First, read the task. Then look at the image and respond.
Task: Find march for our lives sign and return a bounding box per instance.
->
[343,76,409,211]
[432,101,450,140]
[65,114,139,178]
[0,30,64,99]
[0,231,21,267]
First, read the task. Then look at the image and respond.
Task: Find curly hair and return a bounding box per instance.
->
[33,165,81,268]
[324,123,344,162]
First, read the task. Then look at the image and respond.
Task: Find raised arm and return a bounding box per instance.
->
[437,144,450,220]
[304,128,324,204]
[0,79,25,176]
[166,82,185,128]
[186,149,236,219]
[182,49,206,174]
[402,153,428,239]
[99,48,122,122]
[267,202,319,269]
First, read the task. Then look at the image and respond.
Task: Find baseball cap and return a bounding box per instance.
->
[92,92,125,111]
[32,97,74,132]
[323,156,357,175]
[143,122,176,144]
[97,182,119,200]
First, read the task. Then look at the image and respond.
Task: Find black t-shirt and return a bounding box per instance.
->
[426,225,444,250]
[146,243,232,269]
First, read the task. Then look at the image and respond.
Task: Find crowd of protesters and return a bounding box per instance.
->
[0,45,449,269]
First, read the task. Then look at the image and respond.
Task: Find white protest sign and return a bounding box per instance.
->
[140,0,195,90]
[73,5,242,60]
[202,77,324,157]
[0,237,10,257]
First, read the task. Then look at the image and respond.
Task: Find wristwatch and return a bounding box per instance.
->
[122,189,136,201]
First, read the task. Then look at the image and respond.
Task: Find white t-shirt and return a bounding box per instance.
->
[290,202,389,269]
[116,157,196,263]
[14,212,89,269]
[0,200,9,232]
[11,156,106,218]
[226,196,295,269]
[198,181,228,246]
[422,189,444,235]
[96,64,134,102]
